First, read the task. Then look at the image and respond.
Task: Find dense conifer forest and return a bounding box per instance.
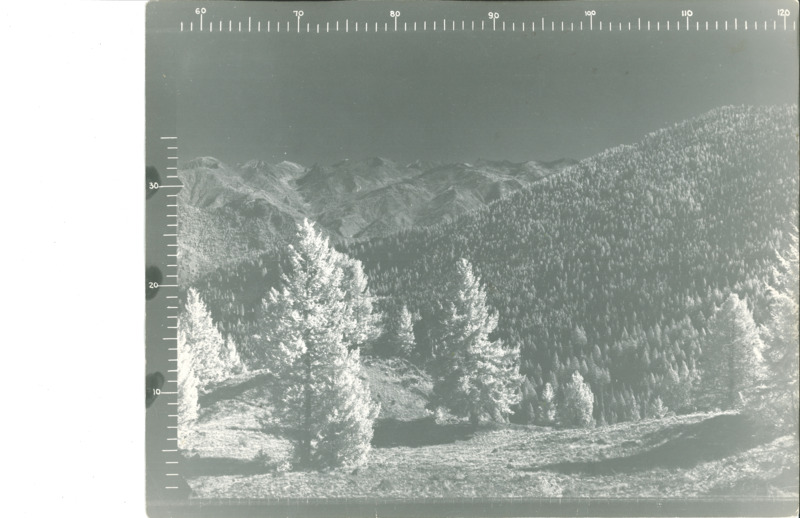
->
[346,105,798,424]
[189,105,798,426]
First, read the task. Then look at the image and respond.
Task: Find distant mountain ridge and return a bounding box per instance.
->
[177,155,575,282]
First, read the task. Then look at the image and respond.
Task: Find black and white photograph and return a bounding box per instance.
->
[145,1,799,516]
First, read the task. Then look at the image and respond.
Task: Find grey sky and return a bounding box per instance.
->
[153,0,798,166]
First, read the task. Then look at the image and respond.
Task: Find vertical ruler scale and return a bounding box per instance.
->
[146,133,186,499]
[159,136,182,489]
[146,1,188,507]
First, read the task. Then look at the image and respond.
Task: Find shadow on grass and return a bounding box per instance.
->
[526,413,762,475]
[372,417,476,448]
[709,466,800,496]
[181,455,276,477]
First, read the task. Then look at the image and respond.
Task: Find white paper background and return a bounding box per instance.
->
[4,2,144,516]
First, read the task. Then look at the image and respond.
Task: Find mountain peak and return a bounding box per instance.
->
[185,156,223,169]
[276,160,304,171]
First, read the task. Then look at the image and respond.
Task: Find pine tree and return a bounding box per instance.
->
[338,254,382,351]
[539,382,557,424]
[558,371,594,428]
[379,304,416,358]
[519,377,538,424]
[181,288,242,391]
[662,361,692,412]
[177,329,199,451]
[701,293,765,409]
[429,258,522,424]
[647,396,669,419]
[757,226,799,434]
[261,220,380,469]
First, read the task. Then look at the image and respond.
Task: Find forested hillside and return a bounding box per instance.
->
[177,156,570,282]
[188,105,798,425]
[345,105,798,424]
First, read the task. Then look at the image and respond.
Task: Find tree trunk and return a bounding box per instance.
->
[300,339,313,467]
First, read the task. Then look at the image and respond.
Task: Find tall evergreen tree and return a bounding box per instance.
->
[429,258,522,424]
[176,329,199,450]
[757,226,799,434]
[181,288,242,391]
[379,304,416,358]
[338,253,382,351]
[518,377,539,424]
[701,293,765,409]
[558,371,594,428]
[261,220,380,468]
[539,382,557,425]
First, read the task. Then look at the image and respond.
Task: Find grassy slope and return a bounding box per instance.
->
[180,360,798,500]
